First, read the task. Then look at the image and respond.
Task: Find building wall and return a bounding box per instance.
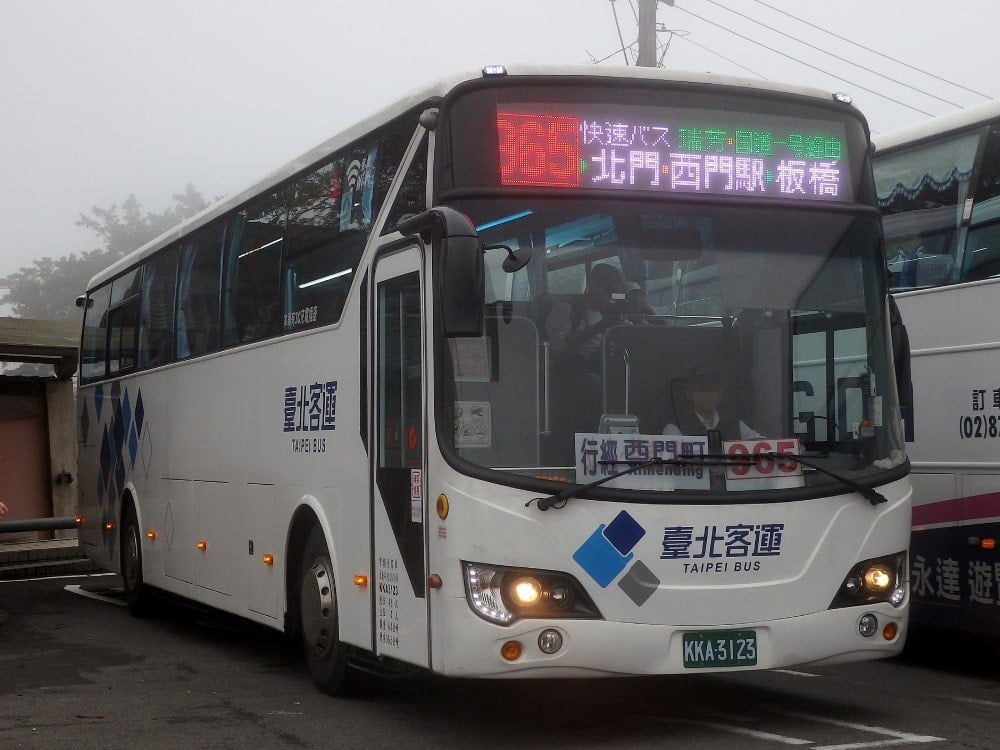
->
[46,380,78,540]
[0,379,78,542]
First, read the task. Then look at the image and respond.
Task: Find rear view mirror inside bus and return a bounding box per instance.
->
[640,226,703,261]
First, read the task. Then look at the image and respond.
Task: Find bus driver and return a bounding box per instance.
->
[663,364,762,441]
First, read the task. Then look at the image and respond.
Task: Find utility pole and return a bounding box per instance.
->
[636,0,674,68]
[636,0,658,67]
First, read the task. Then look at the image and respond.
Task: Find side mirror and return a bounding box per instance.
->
[888,295,912,408]
[398,207,485,337]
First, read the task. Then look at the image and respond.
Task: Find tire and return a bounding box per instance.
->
[299,526,361,696]
[121,504,156,618]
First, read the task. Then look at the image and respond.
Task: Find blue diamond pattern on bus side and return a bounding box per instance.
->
[115,448,126,489]
[94,384,104,419]
[603,510,646,555]
[128,424,139,467]
[134,389,144,433]
[573,524,633,587]
[121,388,132,433]
[99,424,111,485]
[80,401,90,444]
[112,406,125,449]
[617,560,660,606]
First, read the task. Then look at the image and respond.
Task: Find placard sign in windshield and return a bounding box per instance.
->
[497,104,850,202]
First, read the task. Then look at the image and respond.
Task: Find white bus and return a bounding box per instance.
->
[874,100,1000,636]
[77,64,911,696]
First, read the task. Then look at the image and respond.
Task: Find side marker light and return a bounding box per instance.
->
[501,640,522,661]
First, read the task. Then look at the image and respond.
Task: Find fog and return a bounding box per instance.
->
[1,0,996,280]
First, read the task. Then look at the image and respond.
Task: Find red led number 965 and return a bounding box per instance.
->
[497,112,580,188]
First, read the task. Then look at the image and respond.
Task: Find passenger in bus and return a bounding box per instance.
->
[545,263,632,436]
[663,364,762,441]
[545,263,629,366]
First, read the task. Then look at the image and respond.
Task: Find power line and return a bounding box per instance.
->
[749,0,993,101]
[699,0,965,109]
[669,2,936,116]
[608,0,632,65]
[674,31,769,79]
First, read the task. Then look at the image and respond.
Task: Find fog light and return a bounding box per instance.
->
[501,640,523,661]
[858,613,878,637]
[538,629,563,655]
[882,622,899,641]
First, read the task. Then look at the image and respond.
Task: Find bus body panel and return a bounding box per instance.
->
[875,100,1000,635]
[893,281,1000,633]
[429,597,906,677]
[77,313,377,644]
[427,475,909,622]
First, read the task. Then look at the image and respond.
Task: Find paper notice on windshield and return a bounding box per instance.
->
[575,433,710,490]
[723,438,805,491]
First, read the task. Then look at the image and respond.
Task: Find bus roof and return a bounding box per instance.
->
[873,99,1000,154]
[86,63,862,291]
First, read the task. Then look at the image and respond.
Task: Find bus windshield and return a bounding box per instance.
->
[438,198,904,497]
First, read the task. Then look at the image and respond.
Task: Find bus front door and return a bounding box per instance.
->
[371,246,430,667]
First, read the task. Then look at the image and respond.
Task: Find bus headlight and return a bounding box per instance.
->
[462,562,602,625]
[829,551,907,609]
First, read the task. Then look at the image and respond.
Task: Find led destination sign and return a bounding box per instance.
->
[497,105,851,202]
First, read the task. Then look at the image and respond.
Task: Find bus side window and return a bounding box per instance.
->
[138,246,179,368]
[284,158,363,330]
[107,267,142,374]
[963,124,1000,282]
[223,193,285,346]
[383,133,427,233]
[177,222,224,359]
[81,283,113,382]
[876,130,977,291]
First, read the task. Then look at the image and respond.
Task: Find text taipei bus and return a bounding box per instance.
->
[76,64,911,696]
[873,99,1000,636]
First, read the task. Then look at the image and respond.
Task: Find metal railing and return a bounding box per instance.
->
[0,517,80,534]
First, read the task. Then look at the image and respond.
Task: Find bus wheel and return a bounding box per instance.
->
[121,504,155,618]
[299,526,360,696]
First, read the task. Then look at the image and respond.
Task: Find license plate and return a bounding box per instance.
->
[682,630,757,668]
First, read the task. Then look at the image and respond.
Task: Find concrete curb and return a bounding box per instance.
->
[0,538,99,580]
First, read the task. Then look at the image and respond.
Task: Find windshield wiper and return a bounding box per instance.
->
[527,451,886,511]
[756,451,888,506]
[528,457,674,511]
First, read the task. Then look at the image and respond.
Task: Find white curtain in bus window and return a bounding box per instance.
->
[176,223,224,358]
[964,125,1000,281]
[874,131,978,290]
[223,193,285,346]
